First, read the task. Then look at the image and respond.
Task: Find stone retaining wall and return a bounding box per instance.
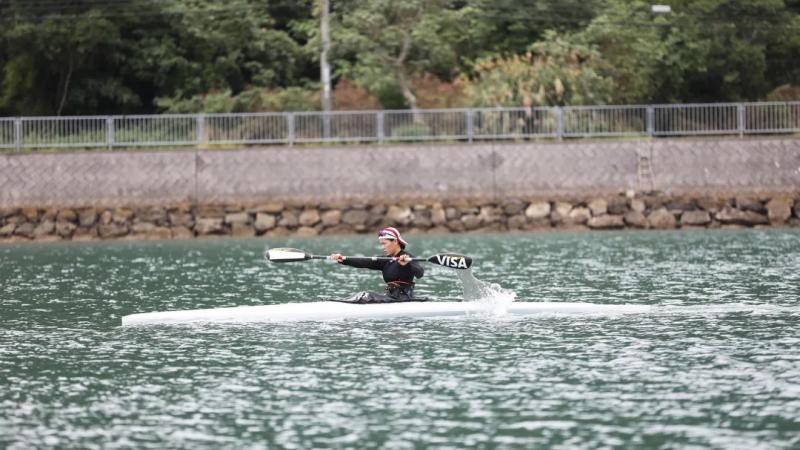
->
[2,137,798,243]
[2,193,799,243]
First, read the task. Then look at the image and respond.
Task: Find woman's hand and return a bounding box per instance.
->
[396,254,411,266]
[329,253,345,263]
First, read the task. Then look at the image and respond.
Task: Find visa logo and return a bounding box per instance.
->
[436,255,468,269]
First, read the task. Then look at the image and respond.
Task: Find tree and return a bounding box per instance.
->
[578,0,800,103]
[2,0,797,116]
[0,3,143,115]
[0,0,313,115]
[140,0,307,110]
[678,0,800,101]
[577,0,710,104]
[463,0,605,58]
[332,0,467,116]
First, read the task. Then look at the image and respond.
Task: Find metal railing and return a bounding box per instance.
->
[1,102,798,151]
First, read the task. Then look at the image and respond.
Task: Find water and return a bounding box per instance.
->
[1,230,799,449]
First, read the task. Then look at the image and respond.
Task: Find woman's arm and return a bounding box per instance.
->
[330,253,385,270]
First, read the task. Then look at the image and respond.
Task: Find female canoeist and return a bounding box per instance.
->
[329,227,425,303]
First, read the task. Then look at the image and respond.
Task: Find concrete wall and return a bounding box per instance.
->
[1,138,798,208]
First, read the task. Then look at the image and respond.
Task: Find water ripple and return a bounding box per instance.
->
[1,230,799,449]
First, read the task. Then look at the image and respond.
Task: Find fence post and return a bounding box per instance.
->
[196,115,205,147]
[466,109,474,143]
[14,118,22,153]
[646,106,654,138]
[737,104,745,138]
[555,107,564,140]
[287,113,295,146]
[106,117,114,150]
[323,112,331,140]
[376,111,385,143]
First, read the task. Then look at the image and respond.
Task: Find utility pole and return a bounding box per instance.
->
[320,0,332,138]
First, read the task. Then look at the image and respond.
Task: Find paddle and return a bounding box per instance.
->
[265,247,473,270]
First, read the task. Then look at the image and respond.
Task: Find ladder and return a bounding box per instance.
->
[637,145,654,192]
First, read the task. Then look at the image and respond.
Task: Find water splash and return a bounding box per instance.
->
[455,269,516,314]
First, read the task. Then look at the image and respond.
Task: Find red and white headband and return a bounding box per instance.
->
[377,227,408,247]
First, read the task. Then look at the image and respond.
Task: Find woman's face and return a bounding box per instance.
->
[379,238,401,256]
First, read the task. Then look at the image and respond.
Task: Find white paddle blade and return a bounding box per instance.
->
[266,248,311,263]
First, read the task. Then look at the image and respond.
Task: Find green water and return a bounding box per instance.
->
[1,230,799,449]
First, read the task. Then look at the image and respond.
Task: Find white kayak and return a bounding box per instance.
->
[121,301,651,325]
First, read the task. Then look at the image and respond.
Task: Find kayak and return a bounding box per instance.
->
[120,301,651,326]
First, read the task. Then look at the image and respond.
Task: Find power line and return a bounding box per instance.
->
[0,4,288,22]
[0,0,304,10]
[0,0,306,20]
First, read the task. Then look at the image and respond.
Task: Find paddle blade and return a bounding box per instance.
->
[427,253,473,270]
[265,248,312,263]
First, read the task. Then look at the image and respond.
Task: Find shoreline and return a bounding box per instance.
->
[2,192,798,244]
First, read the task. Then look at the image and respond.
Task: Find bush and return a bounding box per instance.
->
[332,79,381,110]
[391,123,431,138]
[260,87,319,112]
[156,89,263,114]
[411,74,467,109]
[461,31,613,108]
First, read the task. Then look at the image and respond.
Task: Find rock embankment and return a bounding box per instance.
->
[1,194,799,243]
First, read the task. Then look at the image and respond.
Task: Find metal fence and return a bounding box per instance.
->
[1,102,798,151]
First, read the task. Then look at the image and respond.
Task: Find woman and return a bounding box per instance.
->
[329,227,425,303]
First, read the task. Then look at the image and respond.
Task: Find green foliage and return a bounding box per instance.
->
[0,54,40,114]
[0,0,309,116]
[0,0,798,116]
[576,0,708,103]
[261,87,320,112]
[0,9,138,115]
[462,31,614,107]
[683,0,800,101]
[331,0,469,110]
[156,90,242,114]
[579,0,800,103]
[390,123,431,138]
[156,86,321,114]
[463,0,605,58]
[142,0,307,110]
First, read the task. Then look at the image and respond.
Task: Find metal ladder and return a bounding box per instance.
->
[637,144,655,192]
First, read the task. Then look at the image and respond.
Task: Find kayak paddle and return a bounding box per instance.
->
[265,247,473,270]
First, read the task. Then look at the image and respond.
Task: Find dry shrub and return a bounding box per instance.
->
[411,74,467,109]
[332,79,381,110]
[768,84,800,101]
